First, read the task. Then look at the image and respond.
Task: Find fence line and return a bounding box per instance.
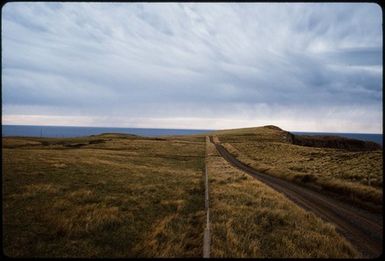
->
[203,136,211,258]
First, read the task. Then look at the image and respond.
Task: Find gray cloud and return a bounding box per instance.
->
[1,2,382,132]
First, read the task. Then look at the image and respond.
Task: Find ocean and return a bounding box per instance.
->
[1,125,382,146]
[1,125,212,138]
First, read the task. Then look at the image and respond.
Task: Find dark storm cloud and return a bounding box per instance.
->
[2,2,382,132]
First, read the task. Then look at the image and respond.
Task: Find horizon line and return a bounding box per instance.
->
[2,123,383,135]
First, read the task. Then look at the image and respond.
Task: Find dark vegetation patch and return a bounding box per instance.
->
[40,139,106,148]
[293,174,318,183]
[88,139,106,145]
[64,143,87,148]
[149,138,167,141]
[94,133,139,138]
[287,133,382,151]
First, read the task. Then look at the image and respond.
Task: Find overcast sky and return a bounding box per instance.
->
[2,2,382,132]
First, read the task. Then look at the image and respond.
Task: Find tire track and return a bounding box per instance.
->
[210,136,383,257]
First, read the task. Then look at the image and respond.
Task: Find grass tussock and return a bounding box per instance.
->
[3,135,206,257]
[206,139,358,258]
[215,126,383,208]
[53,203,123,237]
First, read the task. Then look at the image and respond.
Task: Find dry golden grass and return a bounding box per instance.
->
[3,127,379,258]
[213,126,383,208]
[206,138,358,258]
[2,138,42,147]
[3,134,205,257]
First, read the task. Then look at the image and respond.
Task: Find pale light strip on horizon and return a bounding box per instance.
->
[2,114,382,134]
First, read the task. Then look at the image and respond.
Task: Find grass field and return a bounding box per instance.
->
[3,134,205,257]
[206,137,358,258]
[213,126,383,209]
[3,126,380,257]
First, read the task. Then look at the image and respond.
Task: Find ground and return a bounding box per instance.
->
[3,126,381,257]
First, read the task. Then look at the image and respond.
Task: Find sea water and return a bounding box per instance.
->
[2,125,212,138]
[2,125,382,146]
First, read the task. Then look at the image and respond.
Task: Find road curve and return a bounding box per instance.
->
[210,136,383,258]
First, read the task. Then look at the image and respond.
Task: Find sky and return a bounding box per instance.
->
[1,2,383,133]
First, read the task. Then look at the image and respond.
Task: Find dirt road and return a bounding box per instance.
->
[210,136,383,257]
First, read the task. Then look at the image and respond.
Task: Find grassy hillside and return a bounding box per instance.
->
[3,134,205,257]
[206,137,358,258]
[3,126,380,257]
[213,126,383,210]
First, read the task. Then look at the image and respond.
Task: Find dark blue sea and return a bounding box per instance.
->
[1,125,212,138]
[2,125,382,146]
